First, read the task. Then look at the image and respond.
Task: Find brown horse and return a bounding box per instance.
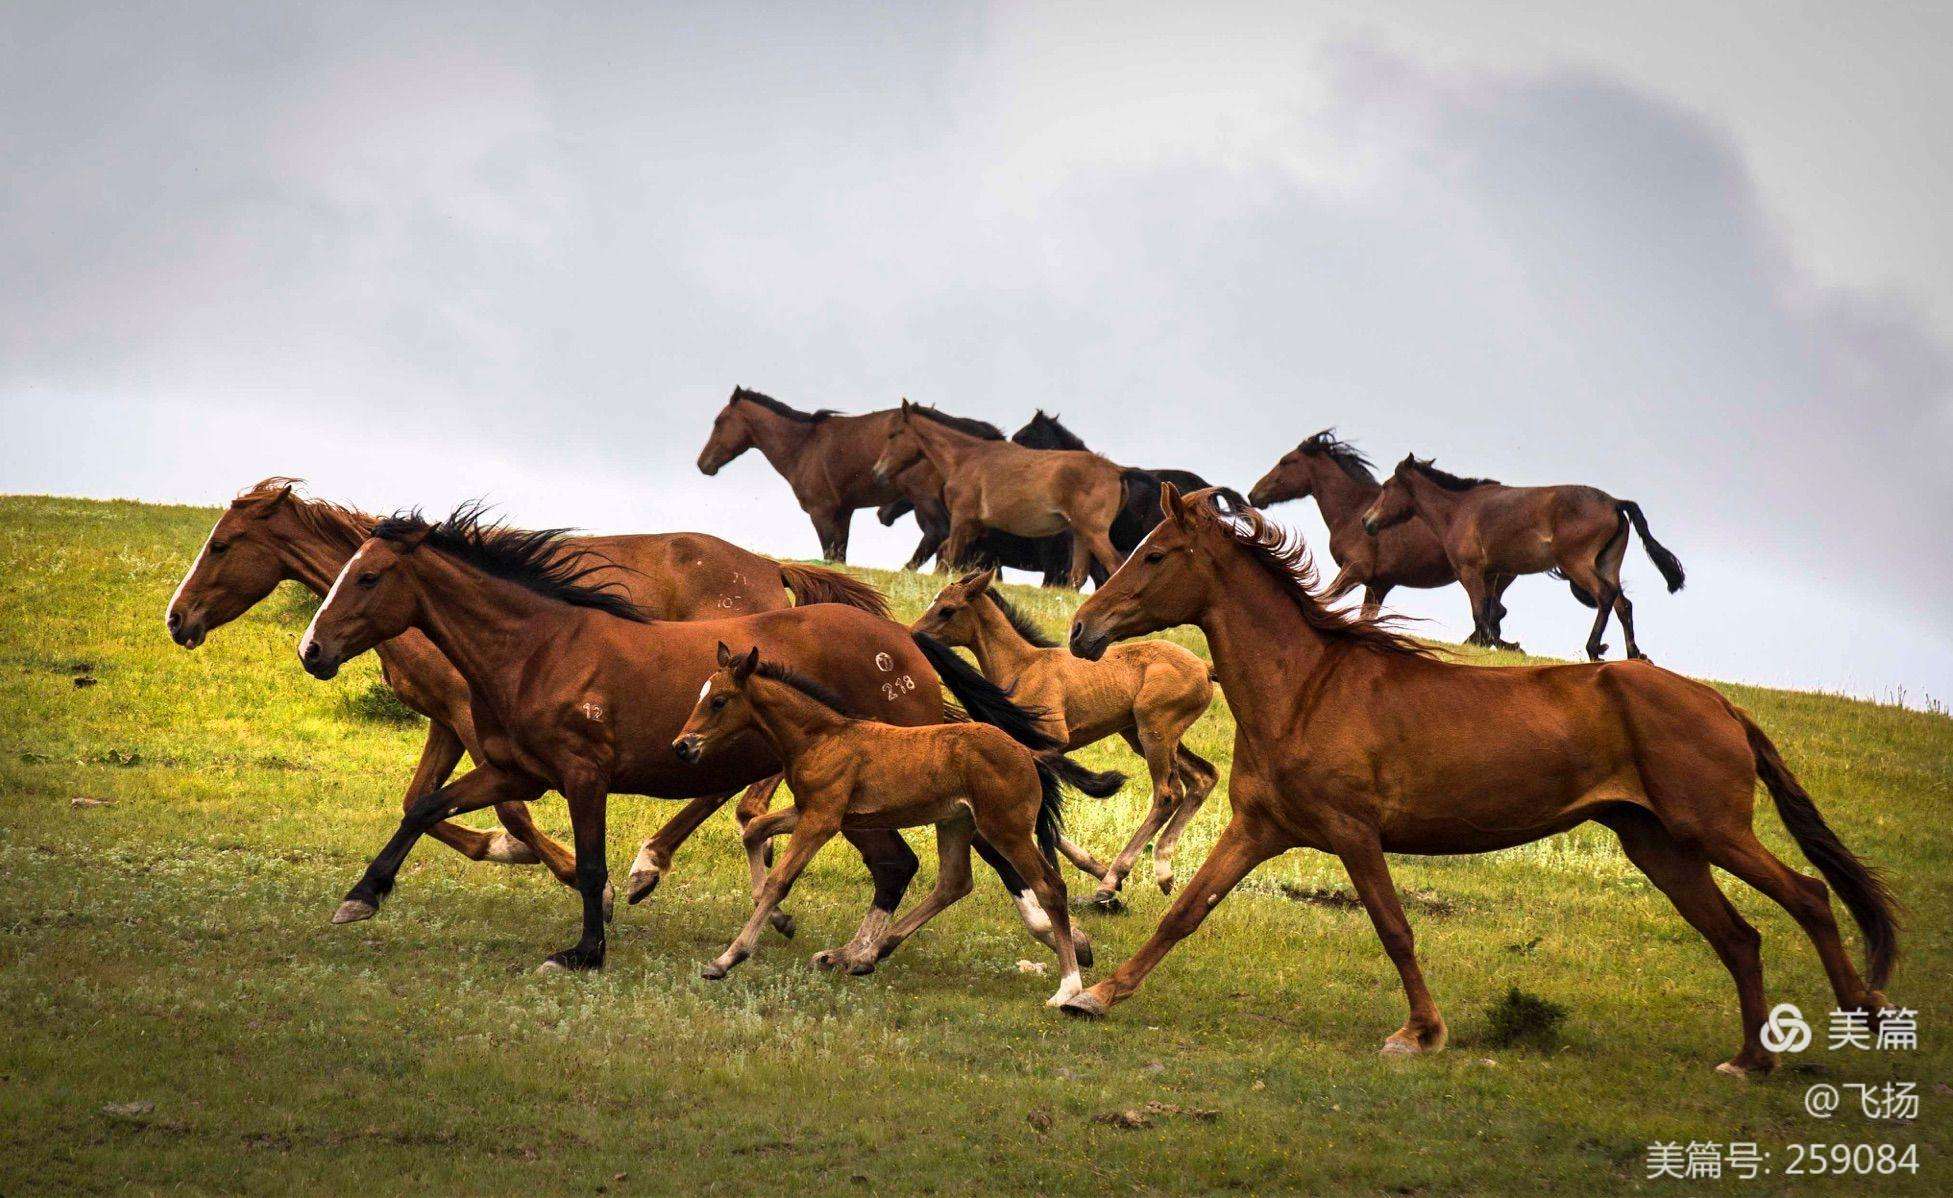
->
[1248,430,1478,618]
[1362,457,1686,660]
[913,568,1218,905]
[873,400,1128,588]
[697,386,1004,568]
[674,643,1111,999]
[164,478,882,890]
[1063,485,1896,1075]
[296,504,1098,972]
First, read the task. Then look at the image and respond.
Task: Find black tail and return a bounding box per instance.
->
[1549,567,1600,608]
[912,631,1059,751]
[1041,754,1126,799]
[1032,760,1066,860]
[1619,501,1685,593]
[1741,712,1900,989]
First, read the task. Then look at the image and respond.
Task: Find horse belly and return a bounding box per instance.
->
[979,490,1068,539]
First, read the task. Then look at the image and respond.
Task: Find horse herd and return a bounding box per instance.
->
[159,388,1900,1077]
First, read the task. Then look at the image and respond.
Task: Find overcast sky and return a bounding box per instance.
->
[4,1,1949,706]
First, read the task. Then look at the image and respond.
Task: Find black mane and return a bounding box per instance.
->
[731,386,838,423]
[980,587,1060,648]
[372,503,650,621]
[909,404,1004,440]
[1403,456,1499,491]
[1298,429,1377,484]
[1012,410,1090,452]
[753,658,852,713]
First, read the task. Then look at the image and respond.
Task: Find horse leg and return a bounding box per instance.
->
[1458,571,1494,648]
[335,765,544,925]
[903,497,950,571]
[489,798,585,905]
[1606,809,1772,1074]
[1480,574,1522,652]
[1595,523,1641,659]
[1150,746,1220,894]
[1080,524,1123,589]
[398,721,503,863]
[1093,727,1183,905]
[973,834,1095,967]
[1061,812,1286,1017]
[941,519,981,573]
[809,507,851,563]
[1332,834,1447,1053]
[1701,826,1886,1023]
[971,803,1083,1007]
[812,828,921,974]
[625,791,735,903]
[704,810,841,979]
[862,819,977,966]
[537,779,610,973]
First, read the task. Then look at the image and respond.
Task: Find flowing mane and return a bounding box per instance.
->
[980,587,1060,648]
[752,658,851,713]
[372,502,651,621]
[1297,429,1378,485]
[908,404,1005,440]
[1194,495,1434,659]
[1403,456,1499,491]
[731,386,839,423]
[235,477,374,551]
[1012,410,1090,452]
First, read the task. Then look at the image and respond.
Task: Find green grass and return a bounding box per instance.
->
[1,494,1947,1195]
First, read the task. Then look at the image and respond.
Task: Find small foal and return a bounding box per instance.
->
[675,643,1096,1005]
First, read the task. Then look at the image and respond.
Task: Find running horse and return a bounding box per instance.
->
[296,504,1105,972]
[1362,456,1686,660]
[697,386,1004,569]
[1248,430,1467,618]
[872,400,1129,588]
[1063,485,1896,1075]
[165,478,882,897]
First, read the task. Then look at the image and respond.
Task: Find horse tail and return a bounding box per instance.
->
[1031,760,1065,860]
[778,562,890,618]
[1619,501,1685,593]
[1740,710,1900,989]
[911,631,1060,751]
[1038,753,1126,799]
[1549,567,1600,608]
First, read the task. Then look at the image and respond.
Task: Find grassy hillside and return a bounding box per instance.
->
[1,494,1946,1196]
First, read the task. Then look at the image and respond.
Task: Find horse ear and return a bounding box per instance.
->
[716,641,734,668]
[966,566,996,594]
[1160,481,1189,524]
[734,645,760,681]
[238,483,292,518]
[389,524,432,553]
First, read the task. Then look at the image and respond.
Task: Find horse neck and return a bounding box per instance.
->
[1305,460,1380,527]
[1400,471,1465,532]
[1191,548,1335,736]
[965,597,1042,683]
[744,675,851,757]
[741,404,820,475]
[273,502,373,594]
[402,553,578,708]
[906,417,985,475]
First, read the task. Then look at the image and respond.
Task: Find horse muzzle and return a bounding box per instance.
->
[697,455,722,477]
[299,638,341,681]
[1068,620,1111,662]
[672,736,704,764]
[167,609,206,650]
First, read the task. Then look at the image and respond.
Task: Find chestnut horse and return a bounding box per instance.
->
[164,478,881,888]
[873,400,1128,588]
[1248,430,1475,618]
[697,386,1004,568]
[1064,485,1896,1075]
[913,568,1218,905]
[1363,456,1686,660]
[675,643,1115,997]
[297,505,1099,972]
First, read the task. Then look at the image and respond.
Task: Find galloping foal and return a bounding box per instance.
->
[675,643,1111,1003]
[872,399,1128,588]
[913,569,1218,904]
[164,478,880,901]
[1065,486,1896,1075]
[1362,456,1686,660]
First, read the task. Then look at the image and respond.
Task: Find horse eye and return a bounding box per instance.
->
[1144,551,1166,564]
[710,694,729,710]
[209,542,229,555]
[356,572,378,588]
[941,605,959,615]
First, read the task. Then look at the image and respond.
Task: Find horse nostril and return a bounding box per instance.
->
[167,611,182,632]
[302,641,320,662]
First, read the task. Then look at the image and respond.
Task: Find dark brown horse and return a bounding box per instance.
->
[674,643,1116,995]
[1063,486,1896,1075]
[872,400,1128,588]
[1362,456,1686,660]
[296,504,1096,972]
[165,478,882,889]
[1248,430,1472,618]
[697,386,1003,568]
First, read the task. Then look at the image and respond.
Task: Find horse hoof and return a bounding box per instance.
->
[1156,874,1175,896]
[844,958,878,977]
[1074,938,1095,970]
[601,882,616,925]
[810,950,844,971]
[625,868,660,905]
[331,899,377,925]
[535,959,570,976]
[1083,891,1125,914]
[1714,1057,1774,1079]
[483,833,541,865]
[1380,1038,1421,1056]
[769,911,797,939]
[1059,991,1108,1019]
[701,961,730,981]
